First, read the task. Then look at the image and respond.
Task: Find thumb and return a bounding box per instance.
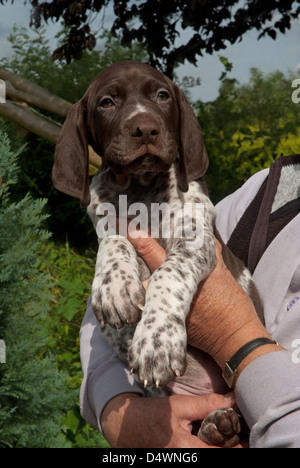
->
[180,392,236,421]
[128,231,167,273]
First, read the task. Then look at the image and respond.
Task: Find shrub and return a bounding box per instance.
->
[0,131,71,447]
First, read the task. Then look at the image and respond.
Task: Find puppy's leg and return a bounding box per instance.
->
[198,408,242,448]
[92,237,145,329]
[129,235,217,387]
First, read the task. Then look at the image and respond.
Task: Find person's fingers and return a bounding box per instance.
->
[174,392,235,422]
[128,230,167,273]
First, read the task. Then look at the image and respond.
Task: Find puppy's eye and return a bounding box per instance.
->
[99,98,115,108]
[156,91,170,102]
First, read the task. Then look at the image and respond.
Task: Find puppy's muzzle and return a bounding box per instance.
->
[119,154,171,175]
[108,112,176,174]
[129,113,160,144]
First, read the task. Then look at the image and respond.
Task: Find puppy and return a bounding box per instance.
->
[53,61,263,446]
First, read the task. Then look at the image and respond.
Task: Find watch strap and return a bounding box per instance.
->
[222,337,278,388]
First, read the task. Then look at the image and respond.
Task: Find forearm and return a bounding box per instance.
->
[186,242,284,383]
[100,393,142,447]
[187,305,282,380]
[131,234,284,386]
[236,351,300,448]
[100,391,238,448]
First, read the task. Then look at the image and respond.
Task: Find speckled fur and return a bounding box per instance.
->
[88,166,217,386]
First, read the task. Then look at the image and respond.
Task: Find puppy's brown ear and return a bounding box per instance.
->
[52,100,91,207]
[174,85,209,192]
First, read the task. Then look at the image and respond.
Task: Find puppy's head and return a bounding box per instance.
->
[53,61,208,206]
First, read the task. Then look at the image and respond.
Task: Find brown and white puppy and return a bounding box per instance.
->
[53,61,262,446]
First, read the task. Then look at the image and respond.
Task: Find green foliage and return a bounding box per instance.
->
[196,68,300,202]
[37,240,108,447]
[0,131,108,447]
[1,25,148,103]
[38,240,94,380]
[218,55,233,81]
[0,131,71,448]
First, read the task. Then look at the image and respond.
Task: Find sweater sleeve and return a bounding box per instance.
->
[236,351,300,448]
[216,169,300,448]
[79,297,144,431]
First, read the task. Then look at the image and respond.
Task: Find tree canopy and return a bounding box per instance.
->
[1,0,300,77]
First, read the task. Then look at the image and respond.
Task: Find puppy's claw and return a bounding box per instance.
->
[155,379,160,388]
[174,369,181,378]
[144,379,148,388]
[137,304,144,311]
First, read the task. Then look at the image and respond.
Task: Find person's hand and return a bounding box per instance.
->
[128,232,283,373]
[101,391,241,448]
[185,240,270,364]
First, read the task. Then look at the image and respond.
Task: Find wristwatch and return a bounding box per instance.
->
[222,337,278,388]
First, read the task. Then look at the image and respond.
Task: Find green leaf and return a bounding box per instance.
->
[58,297,82,321]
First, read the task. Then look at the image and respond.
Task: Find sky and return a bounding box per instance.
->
[0,1,299,102]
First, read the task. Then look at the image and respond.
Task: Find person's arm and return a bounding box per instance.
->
[100,391,237,448]
[185,239,282,375]
[131,234,300,448]
[80,297,238,448]
[81,233,300,447]
[98,233,275,448]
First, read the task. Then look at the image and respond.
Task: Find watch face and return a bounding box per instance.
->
[222,362,237,389]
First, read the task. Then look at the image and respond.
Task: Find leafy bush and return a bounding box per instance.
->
[197,68,300,202]
[37,240,109,447]
[0,131,108,447]
[0,131,71,447]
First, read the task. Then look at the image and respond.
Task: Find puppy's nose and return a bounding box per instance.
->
[130,114,160,142]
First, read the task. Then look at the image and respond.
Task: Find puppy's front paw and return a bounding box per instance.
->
[92,262,145,329]
[129,317,187,387]
[198,408,241,447]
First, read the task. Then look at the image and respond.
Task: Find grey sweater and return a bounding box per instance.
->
[80,160,300,448]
